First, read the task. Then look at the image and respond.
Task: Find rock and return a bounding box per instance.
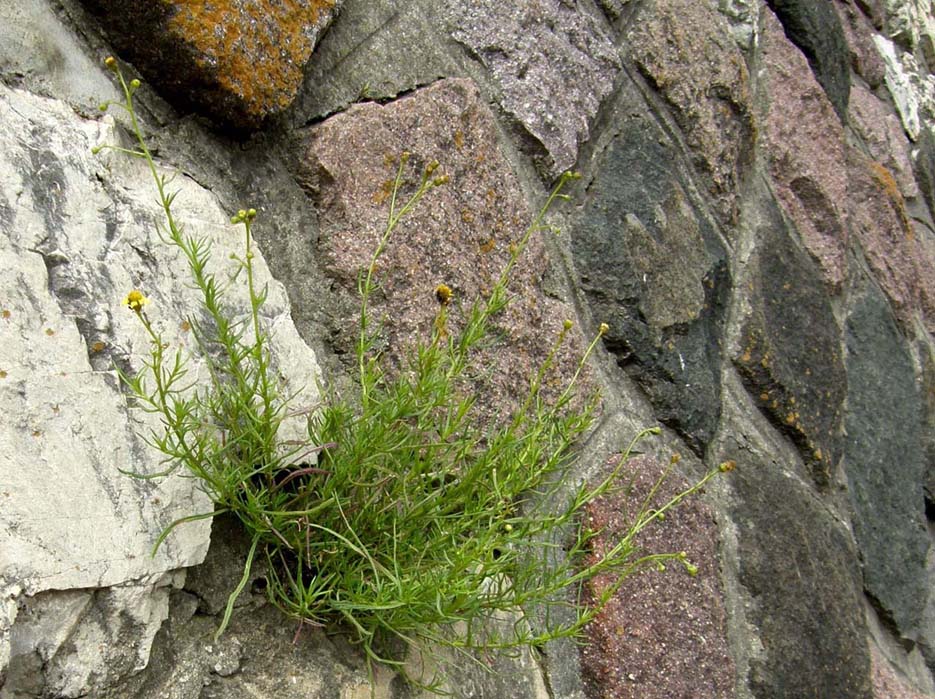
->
[299,77,588,424]
[444,0,621,176]
[758,6,849,289]
[733,196,846,487]
[922,342,935,512]
[881,0,935,62]
[765,0,852,121]
[0,74,320,690]
[718,415,873,699]
[844,282,929,639]
[855,0,886,29]
[873,33,935,141]
[78,0,341,131]
[626,0,756,225]
[293,0,459,123]
[834,0,888,88]
[571,78,729,454]
[580,454,734,699]
[717,0,760,51]
[5,578,181,698]
[911,119,935,223]
[0,1,121,111]
[849,83,918,199]
[847,146,935,329]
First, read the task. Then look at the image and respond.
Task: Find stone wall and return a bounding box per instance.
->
[0,0,933,697]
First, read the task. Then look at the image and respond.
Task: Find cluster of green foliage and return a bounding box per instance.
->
[98,58,725,689]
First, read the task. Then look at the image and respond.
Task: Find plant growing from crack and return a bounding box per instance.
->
[98,57,730,691]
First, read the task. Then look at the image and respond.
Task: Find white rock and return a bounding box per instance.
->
[873,33,935,140]
[0,78,320,692]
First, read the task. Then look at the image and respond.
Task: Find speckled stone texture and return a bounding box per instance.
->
[571,75,729,454]
[844,283,929,639]
[626,0,755,225]
[835,0,888,88]
[733,197,846,487]
[758,5,850,289]
[580,455,733,699]
[849,83,918,198]
[299,78,589,421]
[444,0,620,176]
[847,147,935,329]
[765,0,852,120]
[725,432,873,699]
[79,0,340,130]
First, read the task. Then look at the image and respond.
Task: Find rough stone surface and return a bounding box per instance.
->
[0,73,320,693]
[292,0,458,124]
[835,0,889,88]
[299,77,590,423]
[844,282,929,638]
[849,82,919,199]
[626,0,756,225]
[758,6,850,289]
[0,1,121,111]
[717,0,760,51]
[882,0,935,59]
[571,79,729,454]
[5,0,935,697]
[723,429,873,699]
[847,146,935,329]
[580,454,733,699]
[78,0,341,130]
[444,0,621,176]
[733,197,846,487]
[922,341,935,511]
[765,0,852,120]
[874,32,935,140]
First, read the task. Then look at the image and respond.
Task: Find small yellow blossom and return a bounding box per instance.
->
[598,322,610,336]
[122,289,150,313]
[435,284,453,306]
[104,56,117,70]
[563,319,573,331]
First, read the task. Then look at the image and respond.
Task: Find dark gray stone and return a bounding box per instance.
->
[922,342,935,514]
[571,89,729,454]
[844,282,929,637]
[733,199,846,487]
[291,0,457,124]
[765,0,851,121]
[728,439,873,699]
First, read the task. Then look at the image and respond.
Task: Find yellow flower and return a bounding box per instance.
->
[598,322,610,336]
[435,284,453,306]
[121,289,150,313]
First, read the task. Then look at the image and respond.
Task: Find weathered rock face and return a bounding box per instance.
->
[78,0,341,131]
[571,80,730,453]
[3,0,935,698]
[0,11,320,694]
[845,283,929,638]
[732,195,846,487]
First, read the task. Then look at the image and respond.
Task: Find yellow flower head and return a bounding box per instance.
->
[435,284,453,306]
[598,322,610,336]
[122,289,150,313]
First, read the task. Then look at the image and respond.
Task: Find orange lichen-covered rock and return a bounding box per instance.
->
[80,0,339,130]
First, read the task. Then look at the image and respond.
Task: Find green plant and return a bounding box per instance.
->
[98,58,728,690]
